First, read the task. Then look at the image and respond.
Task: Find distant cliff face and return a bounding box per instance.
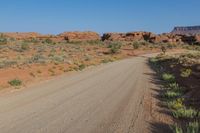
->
[171,26,200,35]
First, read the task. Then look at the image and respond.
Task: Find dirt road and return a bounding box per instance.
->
[0,56,165,133]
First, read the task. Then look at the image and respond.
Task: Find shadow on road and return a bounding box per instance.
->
[149,122,172,133]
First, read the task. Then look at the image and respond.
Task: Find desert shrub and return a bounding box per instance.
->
[164,90,182,99]
[149,57,159,64]
[180,68,192,78]
[186,121,200,133]
[0,60,17,68]
[168,83,180,90]
[166,43,176,49]
[167,98,184,110]
[48,52,55,57]
[50,55,64,63]
[108,42,122,54]
[161,45,167,54]
[171,122,200,133]
[180,52,200,60]
[101,58,113,64]
[162,73,175,83]
[171,124,183,133]
[165,83,183,94]
[9,38,16,41]
[43,38,54,44]
[137,40,149,46]
[21,42,30,51]
[78,64,86,71]
[84,54,92,61]
[132,41,140,49]
[173,108,198,119]
[8,79,22,86]
[30,38,39,43]
[0,34,8,45]
[30,54,47,64]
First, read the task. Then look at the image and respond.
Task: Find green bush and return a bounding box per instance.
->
[50,55,64,63]
[164,90,182,99]
[108,42,122,54]
[78,64,86,71]
[8,79,22,86]
[43,38,54,44]
[162,73,175,83]
[30,38,39,43]
[167,98,184,110]
[132,41,140,49]
[186,121,199,133]
[171,124,183,133]
[149,57,158,64]
[180,68,192,78]
[172,108,198,119]
[0,60,17,68]
[168,83,180,90]
[21,42,30,51]
[171,122,200,133]
[0,34,8,45]
[31,54,47,64]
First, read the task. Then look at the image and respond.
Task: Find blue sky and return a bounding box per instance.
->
[0,0,200,34]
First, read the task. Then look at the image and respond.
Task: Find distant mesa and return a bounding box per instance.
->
[171,25,200,35]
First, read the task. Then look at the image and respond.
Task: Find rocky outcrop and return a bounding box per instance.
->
[1,31,200,45]
[149,33,183,44]
[102,32,155,42]
[2,32,42,40]
[1,31,101,42]
[171,26,200,35]
[102,33,126,41]
[102,32,200,45]
[58,32,101,42]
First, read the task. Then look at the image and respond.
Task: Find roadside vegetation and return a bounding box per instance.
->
[8,79,22,88]
[150,52,200,133]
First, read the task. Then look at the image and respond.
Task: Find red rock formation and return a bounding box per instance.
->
[1,31,101,42]
[102,32,155,42]
[102,33,126,41]
[149,33,183,44]
[1,31,199,45]
[58,32,101,42]
[195,35,200,44]
[102,31,200,44]
[2,32,42,40]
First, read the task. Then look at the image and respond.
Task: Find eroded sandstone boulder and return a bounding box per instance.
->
[149,33,183,44]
